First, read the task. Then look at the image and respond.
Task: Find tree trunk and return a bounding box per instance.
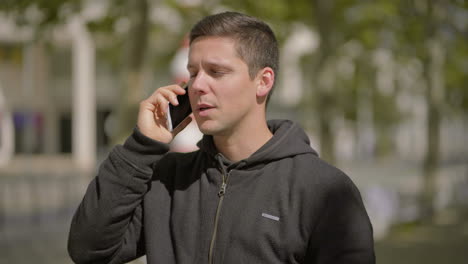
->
[113,0,150,144]
[419,0,444,221]
[311,0,336,164]
[318,95,335,163]
[421,84,440,220]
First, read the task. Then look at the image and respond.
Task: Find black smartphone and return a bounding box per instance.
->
[167,85,192,131]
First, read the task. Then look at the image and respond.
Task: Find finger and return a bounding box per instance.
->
[145,85,187,114]
[155,93,170,115]
[169,84,187,95]
[158,88,180,106]
[154,107,168,126]
[172,115,193,136]
[159,84,186,95]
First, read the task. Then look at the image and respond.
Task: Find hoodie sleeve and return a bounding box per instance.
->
[67,127,170,264]
[307,171,376,264]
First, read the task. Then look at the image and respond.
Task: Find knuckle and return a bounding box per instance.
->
[155,94,164,102]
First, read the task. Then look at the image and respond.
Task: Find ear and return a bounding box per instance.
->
[256,67,275,98]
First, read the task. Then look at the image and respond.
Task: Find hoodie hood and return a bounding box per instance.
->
[197,119,318,170]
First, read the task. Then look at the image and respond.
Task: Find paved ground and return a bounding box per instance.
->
[376,210,468,264]
[0,235,72,264]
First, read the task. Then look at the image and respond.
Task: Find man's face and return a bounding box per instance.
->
[187,36,259,136]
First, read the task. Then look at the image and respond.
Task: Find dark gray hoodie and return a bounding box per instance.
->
[68,119,375,264]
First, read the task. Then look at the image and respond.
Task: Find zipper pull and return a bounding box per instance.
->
[218,182,227,197]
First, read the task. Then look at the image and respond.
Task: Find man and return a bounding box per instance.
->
[68,11,375,264]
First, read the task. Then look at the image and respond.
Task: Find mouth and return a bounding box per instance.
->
[197,103,215,116]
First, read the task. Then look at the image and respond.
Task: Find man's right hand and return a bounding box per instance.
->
[137,84,192,144]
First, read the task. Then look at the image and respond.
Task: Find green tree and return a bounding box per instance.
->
[391,0,468,220]
[110,0,150,144]
[0,0,186,144]
[304,0,401,163]
[0,0,150,145]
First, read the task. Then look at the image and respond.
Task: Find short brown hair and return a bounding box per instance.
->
[189,11,279,103]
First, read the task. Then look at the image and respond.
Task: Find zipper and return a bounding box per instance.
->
[208,171,230,264]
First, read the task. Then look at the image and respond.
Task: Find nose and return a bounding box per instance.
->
[189,71,208,95]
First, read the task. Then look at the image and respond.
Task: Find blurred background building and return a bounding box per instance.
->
[0,0,467,263]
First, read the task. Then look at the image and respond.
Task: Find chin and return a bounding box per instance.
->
[196,120,224,136]
[198,125,220,136]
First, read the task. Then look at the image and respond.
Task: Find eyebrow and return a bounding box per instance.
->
[187,60,233,71]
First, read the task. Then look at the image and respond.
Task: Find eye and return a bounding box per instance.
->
[209,68,225,77]
[189,71,198,79]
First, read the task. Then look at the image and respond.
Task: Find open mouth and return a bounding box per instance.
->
[197,103,214,110]
[197,104,215,116]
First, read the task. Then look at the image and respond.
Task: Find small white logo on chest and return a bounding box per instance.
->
[261,213,280,221]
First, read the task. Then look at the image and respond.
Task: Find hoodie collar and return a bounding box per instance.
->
[198,119,318,170]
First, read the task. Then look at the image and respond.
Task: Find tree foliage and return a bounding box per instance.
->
[1,0,467,149]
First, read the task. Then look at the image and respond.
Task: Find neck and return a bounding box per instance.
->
[213,120,272,162]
